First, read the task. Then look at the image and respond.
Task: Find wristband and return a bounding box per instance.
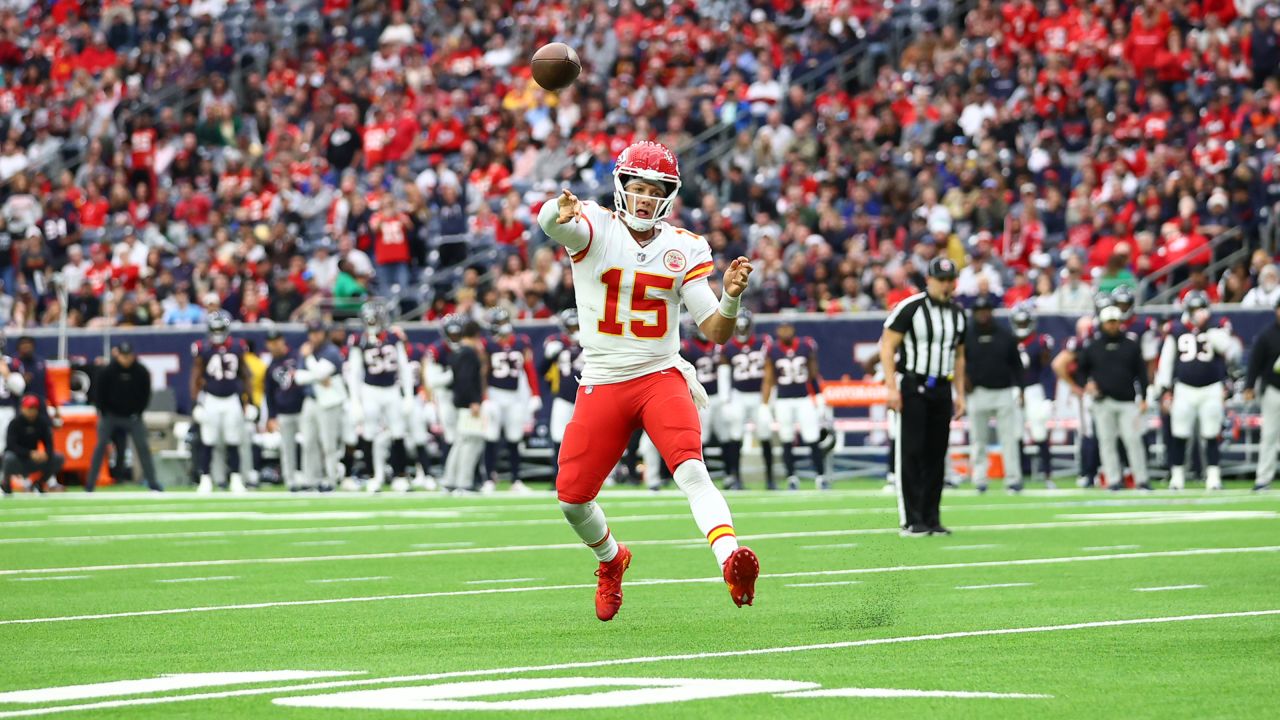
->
[718,292,741,319]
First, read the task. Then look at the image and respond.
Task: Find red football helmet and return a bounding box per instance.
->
[613,141,681,232]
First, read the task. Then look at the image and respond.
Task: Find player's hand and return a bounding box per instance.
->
[1084,381,1099,398]
[1244,388,1256,402]
[528,395,543,414]
[556,189,582,224]
[723,256,753,298]
[390,325,407,341]
[0,362,9,377]
[1070,384,1084,397]
[953,395,966,419]
[1161,391,1173,414]
[1138,399,1149,414]
[886,387,902,412]
[31,449,47,463]
[299,342,312,356]
[470,402,481,417]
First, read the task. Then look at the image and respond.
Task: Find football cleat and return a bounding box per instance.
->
[509,479,532,494]
[815,476,830,491]
[390,477,411,493]
[594,545,632,622]
[786,476,799,491]
[197,474,214,494]
[723,546,760,608]
[228,473,247,494]
[929,525,953,536]
[900,525,931,538]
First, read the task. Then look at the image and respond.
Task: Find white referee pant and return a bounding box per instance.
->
[1170,382,1225,440]
[1256,388,1280,487]
[967,386,1022,484]
[483,387,527,443]
[1091,396,1149,487]
[1022,384,1052,443]
[772,397,821,444]
[434,389,458,444]
[550,397,574,444]
[723,391,770,442]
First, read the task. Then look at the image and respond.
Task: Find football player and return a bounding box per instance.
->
[1052,313,1102,488]
[403,339,439,490]
[680,319,730,483]
[537,140,759,619]
[543,308,585,484]
[0,333,28,463]
[761,319,827,491]
[1155,291,1240,490]
[348,301,415,493]
[481,308,540,493]
[721,311,774,489]
[191,311,251,493]
[1013,305,1056,487]
[424,315,463,482]
[331,322,360,486]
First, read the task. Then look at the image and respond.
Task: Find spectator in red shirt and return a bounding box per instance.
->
[369,191,413,293]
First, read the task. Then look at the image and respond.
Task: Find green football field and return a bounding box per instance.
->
[1,484,1278,719]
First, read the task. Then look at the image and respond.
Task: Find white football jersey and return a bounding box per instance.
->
[541,200,715,385]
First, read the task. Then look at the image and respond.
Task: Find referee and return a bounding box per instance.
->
[881,257,968,537]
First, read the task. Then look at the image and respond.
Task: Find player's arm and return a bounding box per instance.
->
[522,346,541,400]
[691,257,753,345]
[760,357,775,406]
[294,353,335,385]
[396,342,414,399]
[1154,334,1175,396]
[1051,346,1081,395]
[238,349,252,408]
[879,328,903,411]
[2,360,25,396]
[1134,340,1150,404]
[807,349,823,394]
[425,353,453,390]
[953,342,967,417]
[191,350,205,400]
[264,366,279,421]
[1245,333,1268,398]
[536,190,594,256]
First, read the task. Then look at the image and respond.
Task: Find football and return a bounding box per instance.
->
[531,42,581,91]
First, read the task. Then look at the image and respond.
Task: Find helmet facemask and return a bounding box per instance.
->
[614,175,679,233]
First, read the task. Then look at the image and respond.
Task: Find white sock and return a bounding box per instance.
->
[560,501,618,562]
[673,460,739,567]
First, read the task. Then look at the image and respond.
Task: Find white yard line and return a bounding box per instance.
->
[9,576,87,582]
[409,542,475,549]
[171,540,230,547]
[291,541,348,547]
[800,543,860,549]
[956,583,1034,590]
[785,581,863,588]
[154,576,239,584]
[1,546,1274,626]
[941,544,1002,551]
[464,578,542,585]
[1082,545,1141,551]
[1133,584,1205,592]
[782,688,1050,699]
[0,609,1274,718]
[3,514,1274,578]
[306,577,390,585]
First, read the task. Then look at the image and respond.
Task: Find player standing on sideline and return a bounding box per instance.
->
[0,333,27,463]
[331,323,361,486]
[680,320,731,484]
[721,312,774,489]
[402,340,439,490]
[191,311,251,494]
[1053,314,1103,488]
[1012,305,1057,488]
[964,295,1025,493]
[1076,305,1152,492]
[536,141,759,620]
[424,316,464,484]
[760,320,827,491]
[348,301,415,493]
[481,309,540,493]
[296,321,348,491]
[1243,297,1280,492]
[264,329,306,491]
[1155,291,1239,490]
[543,309,585,485]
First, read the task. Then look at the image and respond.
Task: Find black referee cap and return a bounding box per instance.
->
[928,257,958,280]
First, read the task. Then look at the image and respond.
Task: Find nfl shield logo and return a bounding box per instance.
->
[585,386,593,395]
[637,253,646,262]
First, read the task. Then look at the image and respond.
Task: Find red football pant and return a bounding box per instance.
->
[556,369,703,504]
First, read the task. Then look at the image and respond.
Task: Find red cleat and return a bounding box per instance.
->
[594,544,632,621]
[723,546,760,607]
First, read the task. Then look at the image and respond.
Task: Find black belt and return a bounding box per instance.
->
[904,373,952,389]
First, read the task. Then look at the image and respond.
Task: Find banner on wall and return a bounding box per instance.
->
[22,309,1275,415]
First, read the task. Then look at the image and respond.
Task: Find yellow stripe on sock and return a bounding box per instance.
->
[707,524,735,545]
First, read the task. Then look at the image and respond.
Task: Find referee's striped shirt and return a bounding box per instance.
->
[883,292,967,379]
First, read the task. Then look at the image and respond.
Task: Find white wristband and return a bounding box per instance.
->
[718,292,741,319]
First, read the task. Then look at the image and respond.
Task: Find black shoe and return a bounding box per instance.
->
[1136,482,1153,492]
[899,525,931,538]
[929,525,952,536]
[1005,483,1024,494]
[1253,483,1272,493]
[944,479,961,489]
[1107,483,1126,492]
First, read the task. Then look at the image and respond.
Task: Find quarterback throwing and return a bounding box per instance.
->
[537,141,759,621]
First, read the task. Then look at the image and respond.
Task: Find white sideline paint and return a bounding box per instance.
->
[1082,545,1141,551]
[291,540,348,547]
[1133,585,1206,592]
[785,581,863,588]
[782,688,1051,700]
[171,540,230,547]
[0,671,362,704]
[800,543,860,549]
[154,576,238,584]
[2,546,1276,626]
[9,576,87,582]
[4,514,1277,578]
[0,491,1259,532]
[0,494,1267,542]
[1060,511,1275,522]
[0,610,1275,718]
[464,578,542,585]
[956,583,1034,590]
[306,577,390,584]
[942,544,1001,551]
[409,542,475,549]
[275,677,819,712]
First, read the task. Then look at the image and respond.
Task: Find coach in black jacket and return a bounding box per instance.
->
[1243,298,1280,491]
[85,342,161,491]
[1,395,64,494]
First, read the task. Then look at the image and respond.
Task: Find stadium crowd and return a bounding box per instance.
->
[1,0,1280,331]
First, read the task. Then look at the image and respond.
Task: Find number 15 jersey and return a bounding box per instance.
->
[538,199,716,386]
